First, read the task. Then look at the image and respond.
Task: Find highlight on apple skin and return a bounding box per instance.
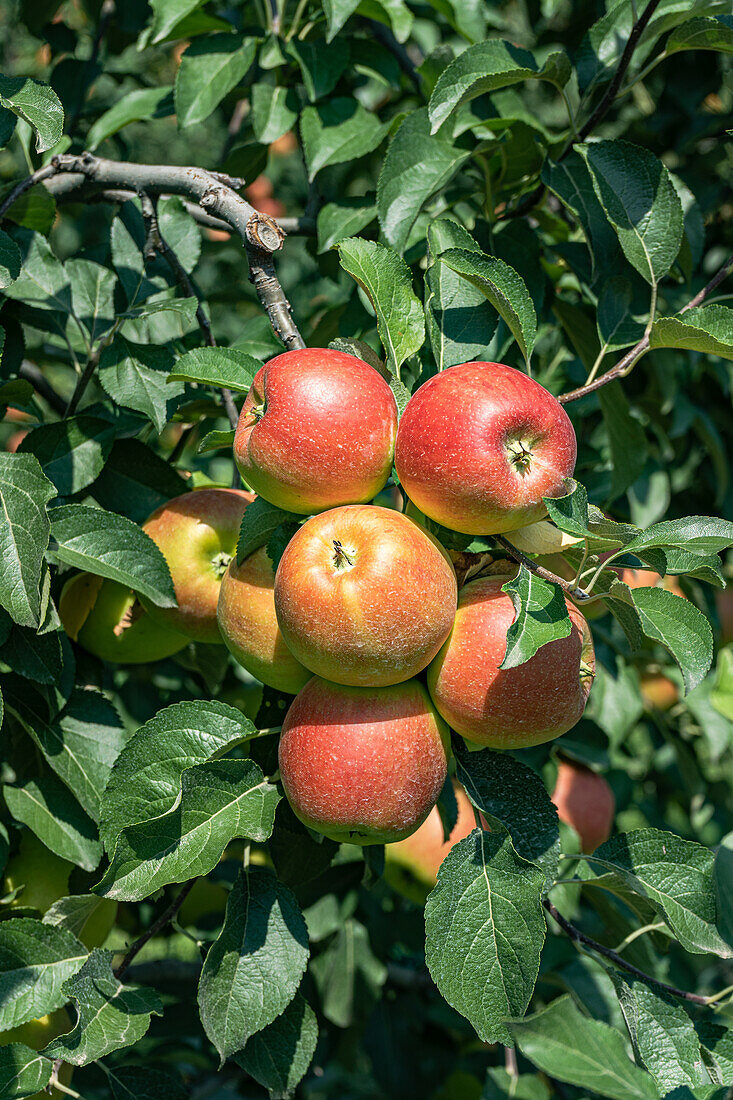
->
[551,757,615,853]
[274,505,458,687]
[234,347,398,515]
[217,545,311,695]
[427,575,595,749]
[59,573,188,664]
[395,361,577,535]
[278,676,450,845]
[141,487,254,644]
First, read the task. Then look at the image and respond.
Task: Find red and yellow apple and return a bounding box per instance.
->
[278,676,450,844]
[395,361,577,535]
[217,546,311,694]
[60,573,188,664]
[427,575,595,748]
[385,781,486,901]
[552,758,615,853]
[274,505,458,686]
[233,348,398,514]
[141,488,253,643]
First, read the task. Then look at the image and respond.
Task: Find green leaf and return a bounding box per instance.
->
[453,738,560,876]
[300,98,388,180]
[428,40,570,134]
[626,586,713,694]
[0,1045,52,1100]
[198,429,235,454]
[424,830,546,1043]
[169,346,260,392]
[542,152,623,280]
[598,384,648,501]
[66,259,116,343]
[1,229,70,313]
[87,86,173,150]
[43,895,118,948]
[97,759,279,901]
[697,1017,733,1084]
[18,417,115,497]
[251,84,299,144]
[578,140,683,285]
[507,995,658,1100]
[309,917,386,1027]
[713,831,733,953]
[667,15,733,55]
[48,503,176,609]
[3,774,102,872]
[377,107,470,252]
[337,236,425,377]
[317,197,376,253]
[7,689,126,825]
[423,0,486,42]
[0,228,21,288]
[323,0,361,41]
[1,183,55,234]
[0,919,86,1030]
[91,439,189,524]
[198,868,309,1061]
[107,1066,187,1100]
[437,247,537,364]
[98,335,183,433]
[610,973,709,1092]
[0,74,63,152]
[0,453,56,628]
[587,828,732,958]
[624,516,733,557]
[597,276,647,353]
[175,34,258,128]
[500,565,572,669]
[287,38,349,102]
[650,305,733,361]
[236,496,302,563]
[425,218,498,370]
[234,994,318,1100]
[43,950,162,1065]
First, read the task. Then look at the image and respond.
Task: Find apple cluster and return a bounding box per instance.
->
[61,349,596,848]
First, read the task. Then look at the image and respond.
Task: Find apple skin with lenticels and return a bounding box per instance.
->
[217,545,311,694]
[427,575,595,749]
[278,676,450,845]
[233,347,398,514]
[395,361,577,535]
[141,488,254,644]
[274,505,458,687]
[552,758,615,853]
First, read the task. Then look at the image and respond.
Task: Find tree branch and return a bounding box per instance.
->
[494,535,591,603]
[558,250,733,404]
[543,899,711,1005]
[114,879,196,981]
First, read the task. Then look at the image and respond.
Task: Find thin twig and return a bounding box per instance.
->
[18,360,66,415]
[114,879,196,981]
[0,163,58,220]
[363,18,422,92]
[65,349,100,416]
[494,535,591,602]
[543,899,711,1005]
[504,1045,518,1076]
[558,250,733,403]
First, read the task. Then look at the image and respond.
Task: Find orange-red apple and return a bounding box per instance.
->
[141,488,253,643]
[60,573,188,664]
[640,672,678,711]
[278,676,450,844]
[217,546,311,694]
[234,348,398,514]
[552,758,615,853]
[395,361,577,535]
[274,505,458,686]
[427,575,595,748]
[385,781,485,901]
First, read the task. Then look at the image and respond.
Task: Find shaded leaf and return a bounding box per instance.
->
[175,34,258,128]
[0,453,56,628]
[500,565,572,669]
[3,774,102,872]
[0,920,86,1030]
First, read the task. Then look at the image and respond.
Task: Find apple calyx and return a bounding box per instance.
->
[212,551,233,578]
[114,597,144,637]
[505,438,535,475]
[250,400,267,421]
[332,539,355,571]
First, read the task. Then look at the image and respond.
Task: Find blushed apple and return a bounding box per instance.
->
[217,546,311,694]
[60,573,188,664]
[141,488,253,643]
[278,676,450,844]
[395,361,577,535]
[234,347,398,514]
[552,758,615,853]
[427,575,595,748]
[274,505,458,686]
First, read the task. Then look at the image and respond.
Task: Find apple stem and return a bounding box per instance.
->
[332,540,355,570]
[494,535,591,603]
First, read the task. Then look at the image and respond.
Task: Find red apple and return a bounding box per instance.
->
[278,676,450,844]
[385,781,485,901]
[274,505,458,686]
[60,573,188,664]
[395,361,577,535]
[640,672,678,711]
[141,488,253,643]
[217,546,311,694]
[426,575,595,748]
[552,758,615,853]
[234,348,398,514]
